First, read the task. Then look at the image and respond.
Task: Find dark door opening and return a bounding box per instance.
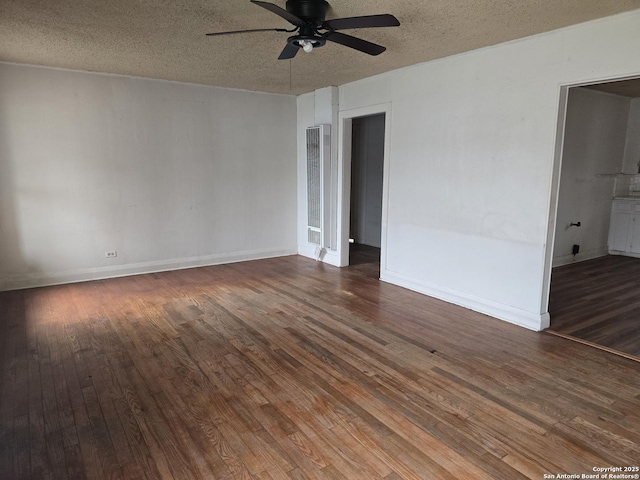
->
[349,114,385,270]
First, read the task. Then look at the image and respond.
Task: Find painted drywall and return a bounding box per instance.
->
[296,10,640,331]
[296,86,341,264]
[296,92,316,257]
[622,98,640,173]
[0,63,297,290]
[350,114,385,248]
[553,88,630,266]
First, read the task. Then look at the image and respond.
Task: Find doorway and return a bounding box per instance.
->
[336,103,391,271]
[349,114,385,270]
[546,77,640,361]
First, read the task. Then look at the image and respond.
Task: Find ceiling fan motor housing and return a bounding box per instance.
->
[286,0,329,24]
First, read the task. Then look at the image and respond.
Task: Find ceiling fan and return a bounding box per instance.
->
[206,0,400,59]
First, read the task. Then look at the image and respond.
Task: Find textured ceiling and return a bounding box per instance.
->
[1,1,640,95]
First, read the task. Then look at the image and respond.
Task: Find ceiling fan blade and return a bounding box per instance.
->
[324,31,386,56]
[251,0,304,27]
[278,42,299,60]
[324,14,400,31]
[206,28,289,36]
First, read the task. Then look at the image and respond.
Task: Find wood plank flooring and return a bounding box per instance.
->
[349,244,380,267]
[548,254,640,358]
[1,255,639,479]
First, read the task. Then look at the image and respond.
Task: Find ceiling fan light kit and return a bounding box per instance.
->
[296,38,324,53]
[206,0,400,59]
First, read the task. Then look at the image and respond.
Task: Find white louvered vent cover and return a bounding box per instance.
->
[307,127,321,244]
[306,125,331,247]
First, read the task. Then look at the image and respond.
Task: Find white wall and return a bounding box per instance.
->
[296,92,316,255]
[553,88,630,266]
[296,10,640,331]
[296,86,341,264]
[622,98,640,173]
[0,63,297,290]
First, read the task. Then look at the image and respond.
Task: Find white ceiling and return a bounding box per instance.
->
[2,0,640,95]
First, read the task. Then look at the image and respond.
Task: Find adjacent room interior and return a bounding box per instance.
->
[1,1,640,479]
[548,78,640,360]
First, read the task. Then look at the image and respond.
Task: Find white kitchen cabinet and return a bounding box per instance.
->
[630,213,640,254]
[608,199,640,256]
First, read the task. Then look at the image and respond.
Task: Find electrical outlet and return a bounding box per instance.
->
[105,251,117,258]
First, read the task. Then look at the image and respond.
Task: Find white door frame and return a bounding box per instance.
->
[336,103,392,270]
[542,74,640,321]
[540,85,570,320]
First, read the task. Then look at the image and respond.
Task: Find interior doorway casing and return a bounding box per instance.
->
[337,103,392,269]
[540,85,569,322]
[543,74,640,324]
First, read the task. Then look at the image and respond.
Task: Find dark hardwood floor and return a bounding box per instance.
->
[548,255,640,359]
[349,243,380,267]
[1,255,639,479]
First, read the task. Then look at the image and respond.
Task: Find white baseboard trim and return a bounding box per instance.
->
[298,244,342,267]
[0,246,297,291]
[380,269,549,332]
[552,247,608,267]
[608,250,640,259]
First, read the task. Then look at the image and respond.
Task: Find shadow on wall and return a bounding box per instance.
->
[0,106,34,291]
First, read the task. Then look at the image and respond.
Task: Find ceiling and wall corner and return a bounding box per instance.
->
[1,1,639,94]
[585,78,640,98]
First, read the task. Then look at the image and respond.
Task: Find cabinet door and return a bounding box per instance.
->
[609,211,632,252]
[630,214,640,254]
